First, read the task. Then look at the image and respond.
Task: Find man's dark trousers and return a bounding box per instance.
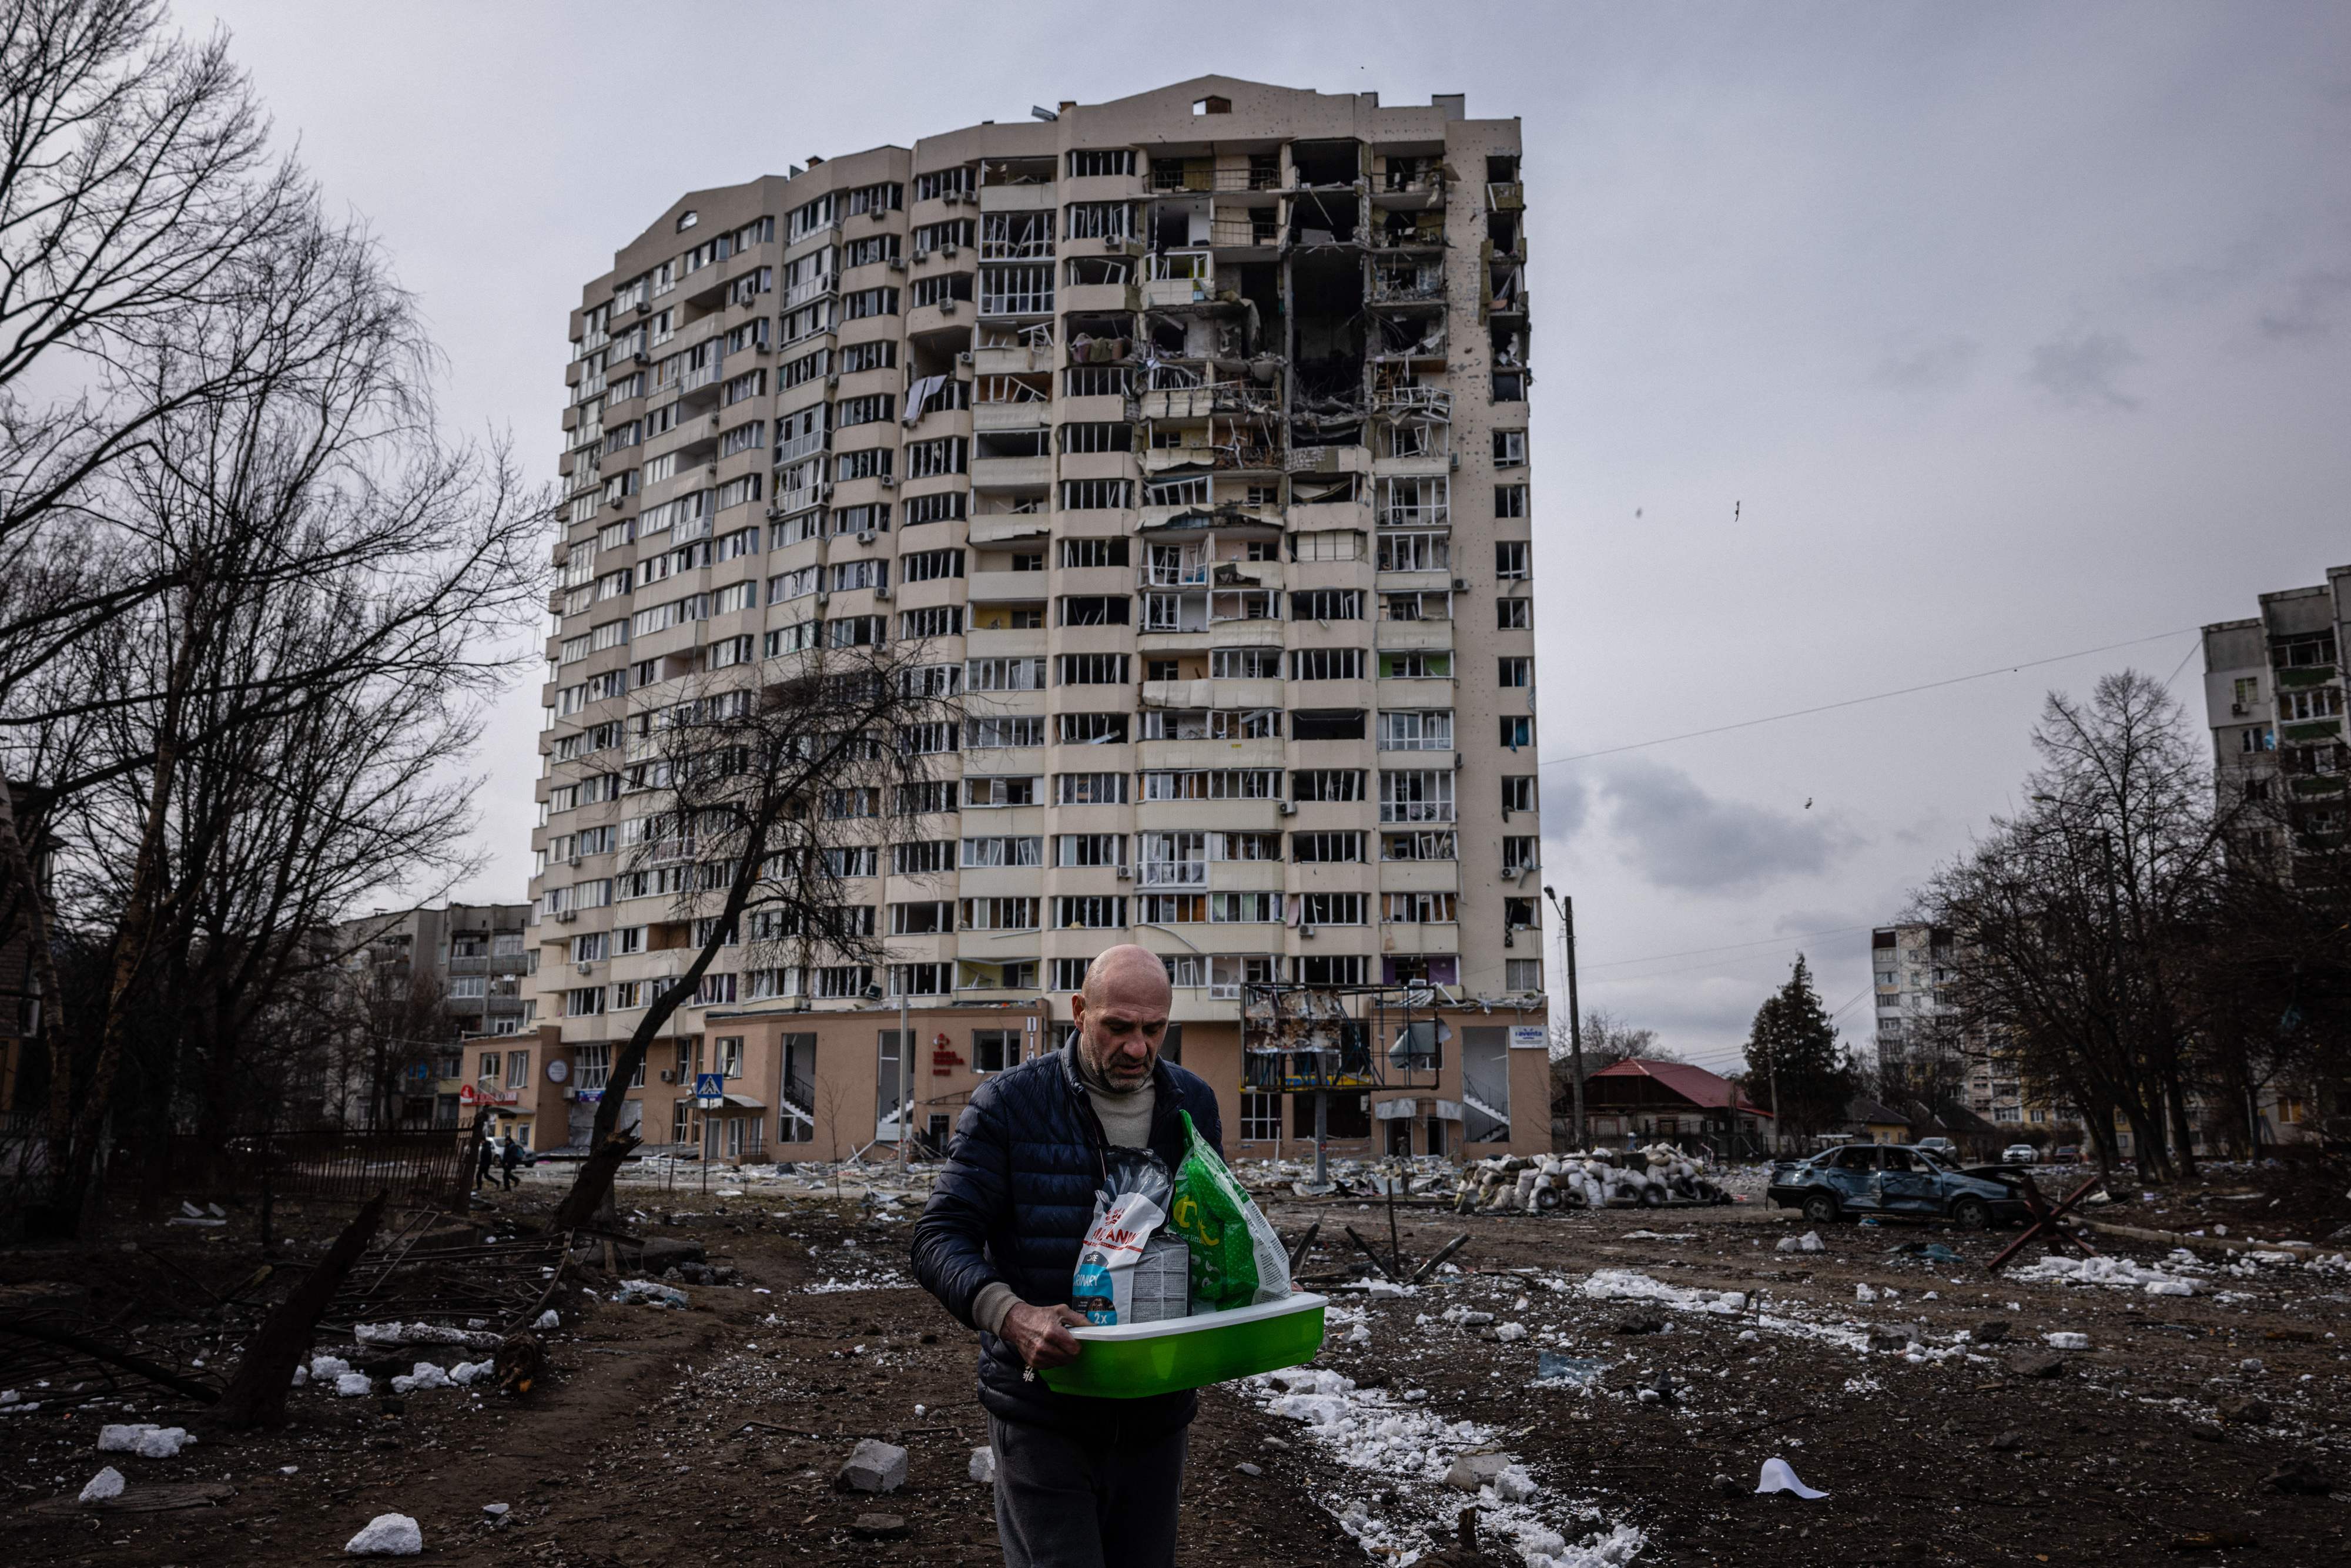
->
[987,1413,1184,1568]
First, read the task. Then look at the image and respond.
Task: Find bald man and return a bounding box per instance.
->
[912,944,1225,1568]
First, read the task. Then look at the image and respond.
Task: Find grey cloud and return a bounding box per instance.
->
[2027,329,2144,408]
[1593,758,1858,893]
[1871,336,1978,393]
[2257,270,2351,340]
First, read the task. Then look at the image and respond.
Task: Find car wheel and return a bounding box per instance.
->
[1951,1197,1991,1231]
[1801,1191,1840,1225]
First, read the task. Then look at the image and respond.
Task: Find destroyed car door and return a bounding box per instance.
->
[1823,1144,1880,1209]
[1874,1147,1941,1212]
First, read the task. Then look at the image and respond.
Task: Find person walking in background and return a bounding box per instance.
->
[477,1133,496,1190]
[500,1133,526,1190]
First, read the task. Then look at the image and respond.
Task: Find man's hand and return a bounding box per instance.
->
[999,1302,1089,1369]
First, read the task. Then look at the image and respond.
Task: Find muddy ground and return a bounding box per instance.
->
[4,1170,2346,1566]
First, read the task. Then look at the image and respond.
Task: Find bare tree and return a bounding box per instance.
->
[1916,672,2231,1180]
[0,159,544,1228]
[548,639,950,1232]
[1,1,308,552]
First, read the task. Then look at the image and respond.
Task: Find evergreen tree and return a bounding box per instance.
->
[1743,955,1854,1141]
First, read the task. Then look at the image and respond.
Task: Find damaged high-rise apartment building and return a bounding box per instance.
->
[519,79,1549,1162]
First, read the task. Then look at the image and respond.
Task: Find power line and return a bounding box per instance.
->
[1580,921,1878,971]
[1536,627,2198,768]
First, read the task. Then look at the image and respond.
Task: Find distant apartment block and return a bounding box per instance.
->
[2201,564,2350,872]
[519,78,1550,1161]
[334,902,534,1127]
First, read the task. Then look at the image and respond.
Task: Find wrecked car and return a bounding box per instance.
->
[1766,1142,2031,1229]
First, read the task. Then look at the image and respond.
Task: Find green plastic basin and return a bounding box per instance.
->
[1039,1292,1328,1400]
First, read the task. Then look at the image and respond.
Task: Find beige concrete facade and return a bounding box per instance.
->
[528,77,1549,1161]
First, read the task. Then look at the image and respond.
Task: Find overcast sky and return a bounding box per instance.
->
[185,0,2351,1071]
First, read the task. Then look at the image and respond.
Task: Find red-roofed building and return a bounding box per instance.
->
[1581,1058,1777,1154]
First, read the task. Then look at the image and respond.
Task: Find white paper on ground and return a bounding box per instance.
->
[1755,1457,1829,1498]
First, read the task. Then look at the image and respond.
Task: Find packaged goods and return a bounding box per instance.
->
[1168,1110,1292,1310]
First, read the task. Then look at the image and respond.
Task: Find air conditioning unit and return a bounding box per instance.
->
[659,1069,676,1084]
[1452,577,1471,592]
[2232,702,2248,715]
[765,505,783,521]
[887,256,906,272]
[941,242,959,257]
[555,909,577,923]
[1502,932,1515,948]
[568,855,583,868]
[1449,453,1459,470]
[1278,801,1297,815]
[826,373,841,388]
[815,482,833,501]
[869,207,888,222]
[632,350,650,365]
[576,960,594,974]
[956,350,974,365]
[939,299,958,315]
[872,584,891,600]
[1114,865,1132,880]
[857,530,877,544]
[635,300,651,316]
[879,474,896,487]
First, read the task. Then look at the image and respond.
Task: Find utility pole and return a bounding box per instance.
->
[897,991,912,1172]
[1543,886,1585,1149]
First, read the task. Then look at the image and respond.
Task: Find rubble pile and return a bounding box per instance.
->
[1455,1147,1729,1214]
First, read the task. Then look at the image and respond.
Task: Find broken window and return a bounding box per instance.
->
[982,210,1054,259]
[1069,149,1138,178]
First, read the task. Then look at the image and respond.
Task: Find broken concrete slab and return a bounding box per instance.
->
[78,1467,125,1504]
[2005,1349,2067,1379]
[1442,1451,1512,1493]
[967,1446,994,1485]
[838,1438,908,1494]
[344,1512,423,1556]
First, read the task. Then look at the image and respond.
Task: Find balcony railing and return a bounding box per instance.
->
[1139,861,1207,888]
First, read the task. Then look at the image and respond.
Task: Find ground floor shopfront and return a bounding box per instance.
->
[498,997,1552,1165]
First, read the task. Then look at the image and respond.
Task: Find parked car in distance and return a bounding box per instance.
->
[2051,1145,2081,1164]
[1766,1143,2031,1229]
[1914,1137,1956,1156]
[2001,1144,2038,1164]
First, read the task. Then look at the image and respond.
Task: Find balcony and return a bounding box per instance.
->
[971,454,1052,490]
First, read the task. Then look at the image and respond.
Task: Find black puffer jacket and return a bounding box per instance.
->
[910,1038,1224,1439]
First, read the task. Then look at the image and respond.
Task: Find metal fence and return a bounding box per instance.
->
[132,1128,473,1207]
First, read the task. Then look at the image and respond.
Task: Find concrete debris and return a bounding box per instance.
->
[1235,1461,1264,1477]
[838,1438,909,1494]
[849,1513,909,1540]
[354,1321,500,1351]
[334,1372,374,1398]
[2005,1350,2067,1379]
[1711,1473,1742,1497]
[2260,1462,2331,1496]
[344,1513,423,1556]
[2215,1394,2271,1425]
[614,1278,690,1309]
[1988,1431,2023,1452]
[534,1309,561,1330]
[1973,1320,2010,1345]
[2012,1254,2198,1295]
[389,1362,454,1395]
[1755,1457,1829,1498]
[96,1423,195,1458]
[1442,1451,1513,1493]
[2043,1331,2090,1350]
[1776,1231,1826,1253]
[1455,1147,1729,1214]
[1494,1322,1528,1343]
[967,1446,995,1485]
[78,1466,126,1503]
[483,1503,510,1516]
